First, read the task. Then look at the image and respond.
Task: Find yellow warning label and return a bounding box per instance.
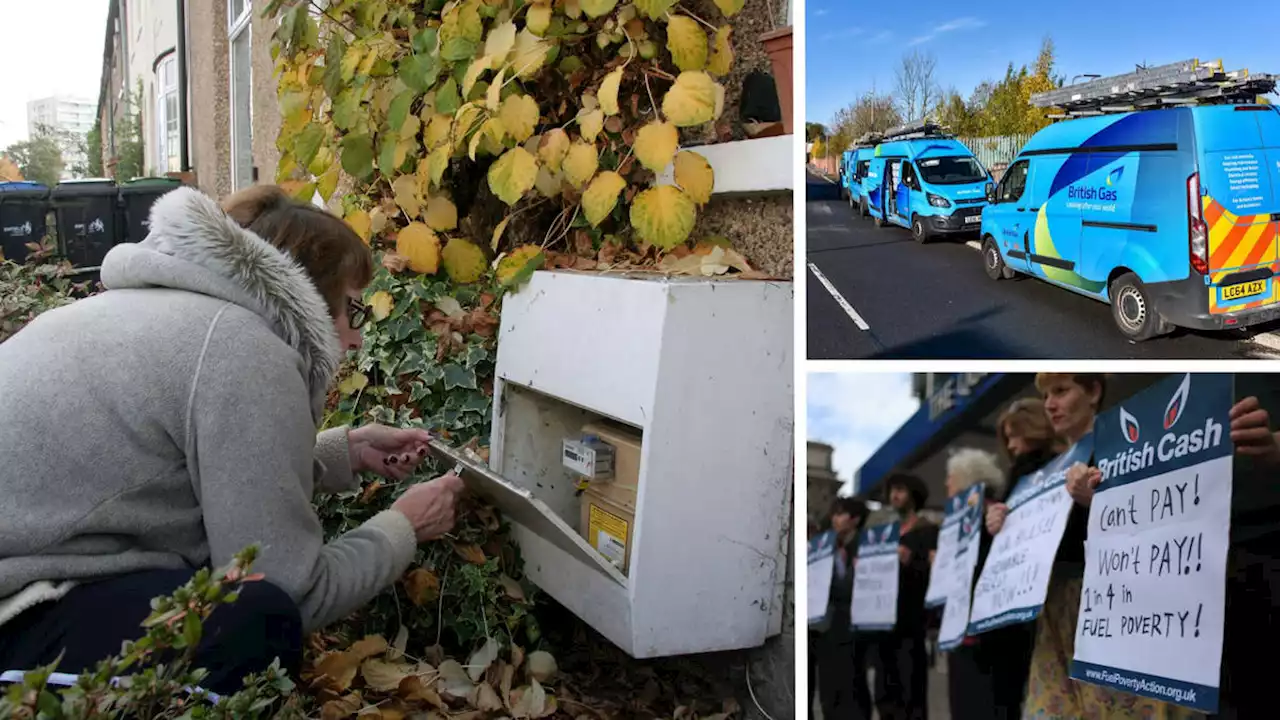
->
[588,504,629,566]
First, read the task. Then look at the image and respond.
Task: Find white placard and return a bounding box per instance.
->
[807,530,837,626]
[926,482,985,608]
[1071,373,1233,713]
[968,437,1095,635]
[937,484,985,650]
[851,521,900,631]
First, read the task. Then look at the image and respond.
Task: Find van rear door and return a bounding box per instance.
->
[1195,106,1280,314]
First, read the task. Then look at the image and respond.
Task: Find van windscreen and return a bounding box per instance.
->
[916,156,986,185]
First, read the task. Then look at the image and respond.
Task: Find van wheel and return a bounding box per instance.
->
[873,211,885,228]
[859,197,868,219]
[848,190,856,213]
[911,216,929,243]
[982,237,1014,280]
[1110,273,1171,342]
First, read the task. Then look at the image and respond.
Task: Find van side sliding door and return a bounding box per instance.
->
[1026,153,1086,289]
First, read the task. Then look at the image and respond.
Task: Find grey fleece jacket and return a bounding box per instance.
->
[0,187,417,632]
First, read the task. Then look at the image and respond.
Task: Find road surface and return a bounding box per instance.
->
[806,170,1280,359]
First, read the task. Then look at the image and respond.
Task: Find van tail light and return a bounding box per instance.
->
[1188,172,1209,275]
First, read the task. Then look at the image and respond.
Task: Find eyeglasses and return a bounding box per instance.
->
[347,296,369,330]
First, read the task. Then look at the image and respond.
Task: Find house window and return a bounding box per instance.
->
[155,55,179,174]
[229,0,253,191]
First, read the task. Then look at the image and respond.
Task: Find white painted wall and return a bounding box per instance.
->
[124,0,179,175]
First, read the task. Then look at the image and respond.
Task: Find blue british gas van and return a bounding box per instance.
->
[866,132,994,242]
[981,103,1280,341]
[844,146,877,218]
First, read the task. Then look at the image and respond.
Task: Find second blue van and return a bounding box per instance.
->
[841,145,876,218]
[866,130,994,242]
[981,103,1280,341]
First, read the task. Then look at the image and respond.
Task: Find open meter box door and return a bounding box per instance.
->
[424,437,627,587]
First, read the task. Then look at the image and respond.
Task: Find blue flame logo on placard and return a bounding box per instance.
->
[1106,166,1125,186]
[1120,406,1141,444]
[1164,373,1191,430]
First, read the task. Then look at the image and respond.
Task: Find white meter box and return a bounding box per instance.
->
[483,271,794,658]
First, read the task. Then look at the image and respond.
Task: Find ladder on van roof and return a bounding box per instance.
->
[867,118,954,143]
[1031,59,1277,118]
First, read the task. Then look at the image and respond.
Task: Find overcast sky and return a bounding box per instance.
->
[0,0,108,149]
[807,372,920,495]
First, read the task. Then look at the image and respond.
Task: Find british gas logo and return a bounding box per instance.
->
[1098,374,1221,481]
[1106,166,1125,187]
[1067,183,1119,202]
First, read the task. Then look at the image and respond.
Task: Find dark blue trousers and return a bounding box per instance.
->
[0,569,302,695]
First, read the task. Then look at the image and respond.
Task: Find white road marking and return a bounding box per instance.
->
[808,262,870,331]
[965,239,981,251]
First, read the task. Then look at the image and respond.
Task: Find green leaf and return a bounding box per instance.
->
[443,363,478,390]
[341,134,375,179]
[387,90,416,134]
[332,90,363,130]
[293,122,326,169]
[442,37,478,62]
[436,78,461,115]
[413,27,439,55]
[401,54,440,93]
[379,135,399,177]
[183,610,203,647]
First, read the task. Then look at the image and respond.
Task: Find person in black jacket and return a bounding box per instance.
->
[947,399,1061,719]
[812,497,873,720]
[876,473,937,720]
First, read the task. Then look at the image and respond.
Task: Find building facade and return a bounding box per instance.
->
[806,441,843,532]
[26,96,96,179]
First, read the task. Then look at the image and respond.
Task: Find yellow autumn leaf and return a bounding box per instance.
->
[500,93,539,143]
[396,222,442,274]
[368,290,394,321]
[491,214,513,251]
[317,165,340,203]
[538,129,570,172]
[580,0,618,18]
[427,146,450,187]
[511,29,548,79]
[581,171,627,227]
[713,0,744,15]
[527,2,552,36]
[341,44,364,81]
[486,68,506,111]
[441,239,488,283]
[485,20,518,65]
[346,210,372,244]
[425,196,458,230]
[562,142,599,189]
[635,0,676,19]
[629,185,696,249]
[338,371,369,396]
[577,108,604,143]
[496,245,545,288]
[599,67,623,115]
[392,174,424,219]
[488,147,539,206]
[462,55,494,99]
[674,150,714,205]
[708,26,733,77]
[665,16,707,72]
[424,114,453,150]
[634,120,678,172]
[534,165,563,198]
[369,206,388,234]
[714,81,725,120]
[662,71,719,127]
[565,0,582,19]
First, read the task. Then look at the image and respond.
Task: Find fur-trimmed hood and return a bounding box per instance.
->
[101,187,339,405]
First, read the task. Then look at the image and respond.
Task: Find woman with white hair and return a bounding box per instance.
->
[941,444,1028,720]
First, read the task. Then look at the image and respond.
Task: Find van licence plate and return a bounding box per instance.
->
[1222,280,1267,302]
[965,214,981,223]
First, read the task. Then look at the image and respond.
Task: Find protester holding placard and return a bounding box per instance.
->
[811,497,874,720]
[1007,374,1194,719]
[941,441,1040,720]
[874,473,937,720]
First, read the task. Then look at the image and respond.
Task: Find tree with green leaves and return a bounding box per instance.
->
[806,122,828,142]
[2,125,66,186]
[828,93,901,151]
[85,119,104,178]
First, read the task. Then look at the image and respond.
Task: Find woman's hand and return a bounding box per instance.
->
[898,545,912,566]
[392,471,464,542]
[1230,396,1280,466]
[1065,461,1101,507]
[986,502,1008,535]
[349,424,433,480]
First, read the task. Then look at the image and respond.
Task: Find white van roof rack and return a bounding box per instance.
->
[878,118,952,141]
[1032,59,1277,118]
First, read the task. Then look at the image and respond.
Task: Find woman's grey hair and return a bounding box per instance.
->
[946,447,1005,495]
